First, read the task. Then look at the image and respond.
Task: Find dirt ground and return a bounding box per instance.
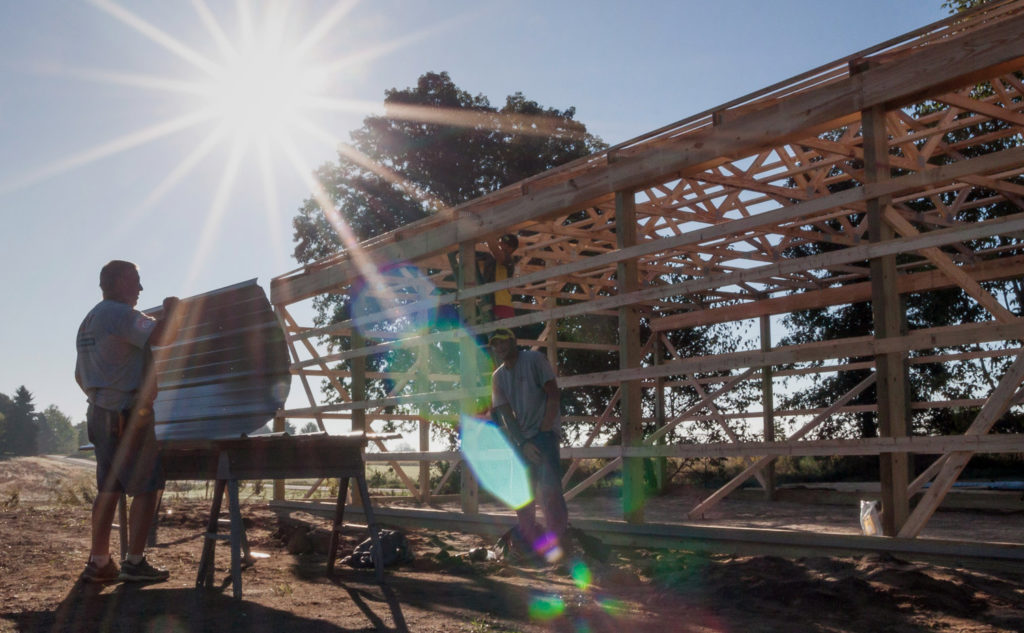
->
[2,456,1023,633]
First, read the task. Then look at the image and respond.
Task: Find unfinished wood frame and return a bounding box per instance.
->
[270,1,1024,541]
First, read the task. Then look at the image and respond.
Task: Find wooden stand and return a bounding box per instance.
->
[160,433,382,599]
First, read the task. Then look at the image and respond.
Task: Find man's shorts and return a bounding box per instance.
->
[87,404,165,495]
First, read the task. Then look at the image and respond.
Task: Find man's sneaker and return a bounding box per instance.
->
[118,557,170,582]
[80,559,120,583]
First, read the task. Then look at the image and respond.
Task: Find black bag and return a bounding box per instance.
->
[344,529,412,568]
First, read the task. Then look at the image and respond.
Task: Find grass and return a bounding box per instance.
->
[1,490,19,509]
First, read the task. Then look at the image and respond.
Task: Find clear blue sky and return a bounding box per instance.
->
[0,1,946,422]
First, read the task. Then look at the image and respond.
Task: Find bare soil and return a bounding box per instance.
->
[2,456,1023,633]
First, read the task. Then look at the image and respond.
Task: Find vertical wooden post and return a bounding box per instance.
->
[416,327,431,504]
[653,335,668,493]
[760,314,776,500]
[545,296,558,369]
[616,190,645,523]
[863,104,910,535]
[350,327,367,433]
[457,240,480,515]
[349,325,367,508]
[272,415,286,500]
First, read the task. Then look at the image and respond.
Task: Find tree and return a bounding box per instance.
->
[293,72,605,263]
[75,421,89,452]
[942,0,992,13]
[0,392,9,453]
[0,387,40,456]
[291,72,606,443]
[36,405,77,455]
[776,0,1023,444]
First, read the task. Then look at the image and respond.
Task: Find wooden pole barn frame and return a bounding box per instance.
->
[269,1,1024,542]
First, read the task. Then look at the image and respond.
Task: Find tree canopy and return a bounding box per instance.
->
[290,72,606,433]
[292,71,605,266]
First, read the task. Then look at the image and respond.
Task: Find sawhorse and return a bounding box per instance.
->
[159,433,383,599]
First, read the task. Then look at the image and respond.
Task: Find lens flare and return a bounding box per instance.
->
[597,597,627,616]
[459,415,533,509]
[528,594,566,621]
[570,560,593,590]
[533,531,564,563]
[350,266,442,342]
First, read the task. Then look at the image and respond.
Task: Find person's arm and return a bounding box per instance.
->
[494,402,540,464]
[492,377,525,446]
[491,403,525,446]
[149,297,183,347]
[540,379,560,433]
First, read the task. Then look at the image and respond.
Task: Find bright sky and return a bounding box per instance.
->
[0,1,946,422]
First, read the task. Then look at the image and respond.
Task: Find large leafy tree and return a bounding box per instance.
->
[293,71,604,262]
[292,72,606,438]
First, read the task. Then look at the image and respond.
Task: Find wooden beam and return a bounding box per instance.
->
[349,327,367,434]
[760,314,776,500]
[271,15,1024,305]
[864,103,910,536]
[651,255,1024,332]
[898,351,1024,538]
[417,331,431,503]
[283,143,1024,347]
[561,387,622,487]
[645,369,757,446]
[457,240,480,516]
[281,385,490,417]
[883,207,1018,324]
[564,457,621,502]
[275,307,325,434]
[558,320,1024,389]
[687,373,876,519]
[287,209,1024,370]
[561,432,1024,460]
[617,190,645,523]
[273,498,1024,569]
[356,432,1024,462]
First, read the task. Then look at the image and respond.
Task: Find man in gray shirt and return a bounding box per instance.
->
[75,260,181,583]
[489,328,569,560]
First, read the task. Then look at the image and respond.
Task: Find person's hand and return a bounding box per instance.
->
[162,296,180,313]
[520,441,541,464]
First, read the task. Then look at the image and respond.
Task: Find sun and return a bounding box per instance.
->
[4,1,473,291]
[205,37,329,145]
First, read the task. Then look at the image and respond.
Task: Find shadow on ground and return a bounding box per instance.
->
[7,580,397,633]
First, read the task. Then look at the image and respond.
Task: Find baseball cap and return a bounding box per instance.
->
[487,328,516,344]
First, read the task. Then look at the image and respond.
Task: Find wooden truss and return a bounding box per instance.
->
[270,1,1024,539]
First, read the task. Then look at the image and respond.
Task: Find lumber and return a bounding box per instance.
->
[271,14,1024,305]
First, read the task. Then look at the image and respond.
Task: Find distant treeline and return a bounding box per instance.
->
[0,386,83,457]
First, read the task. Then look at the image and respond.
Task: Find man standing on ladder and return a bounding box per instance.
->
[75,260,182,583]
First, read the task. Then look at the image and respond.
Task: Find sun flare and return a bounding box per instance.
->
[5,0,473,293]
[206,40,329,144]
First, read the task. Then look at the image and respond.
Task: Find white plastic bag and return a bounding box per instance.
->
[860,499,881,536]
